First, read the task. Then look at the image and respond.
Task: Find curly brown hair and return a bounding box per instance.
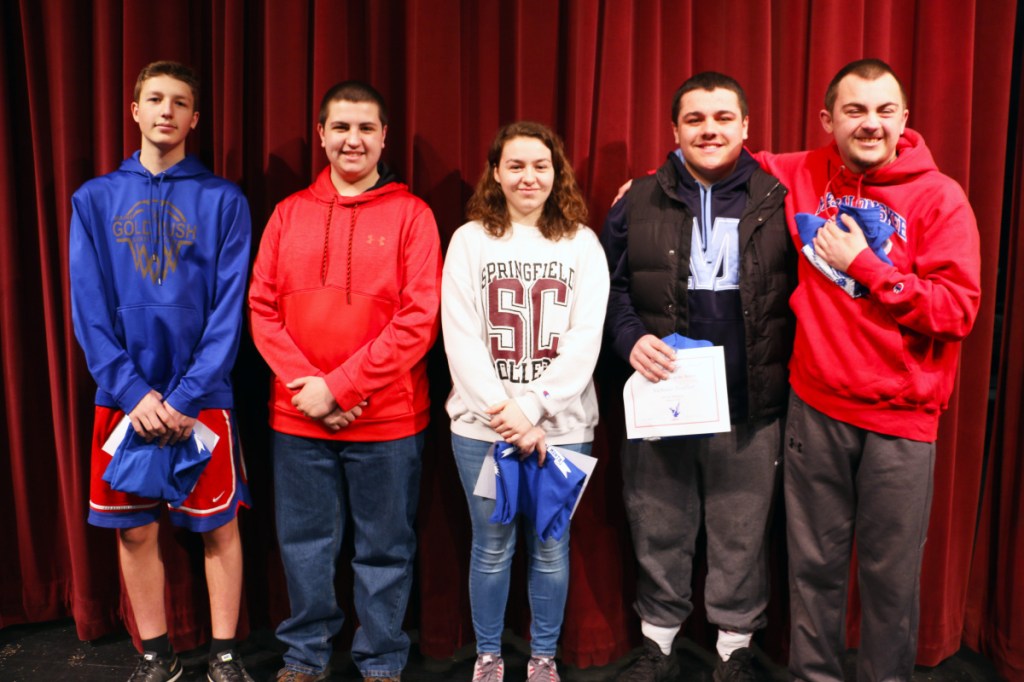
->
[466,121,588,241]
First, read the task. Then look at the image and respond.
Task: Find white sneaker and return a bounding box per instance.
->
[527,656,559,682]
[473,653,504,682]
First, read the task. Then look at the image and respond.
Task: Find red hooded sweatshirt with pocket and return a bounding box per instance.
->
[249,165,442,441]
[756,129,981,442]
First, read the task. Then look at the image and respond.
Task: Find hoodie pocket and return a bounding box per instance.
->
[116,303,203,389]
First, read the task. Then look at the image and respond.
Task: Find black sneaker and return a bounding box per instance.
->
[713,647,759,682]
[616,637,679,681]
[207,649,255,682]
[128,651,183,682]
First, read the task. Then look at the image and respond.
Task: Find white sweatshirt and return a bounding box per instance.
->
[442,220,609,444]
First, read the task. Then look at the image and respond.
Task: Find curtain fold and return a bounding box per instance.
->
[963,19,1024,677]
[0,0,1019,671]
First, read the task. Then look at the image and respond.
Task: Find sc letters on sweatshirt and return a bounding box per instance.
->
[481,259,577,384]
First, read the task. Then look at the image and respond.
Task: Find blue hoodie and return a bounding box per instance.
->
[70,152,251,416]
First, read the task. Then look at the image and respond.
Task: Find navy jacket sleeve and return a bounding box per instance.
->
[600,194,649,362]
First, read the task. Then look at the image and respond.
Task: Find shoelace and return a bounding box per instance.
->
[210,653,250,682]
[527,656,559,682]
[128,653,175,682]
[474,653,504,682]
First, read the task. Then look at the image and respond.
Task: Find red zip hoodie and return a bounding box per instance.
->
[249,166,442,441]
[757,129,981,441]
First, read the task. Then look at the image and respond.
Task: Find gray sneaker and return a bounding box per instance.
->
[472,653,505,682]
[527,656,560,682]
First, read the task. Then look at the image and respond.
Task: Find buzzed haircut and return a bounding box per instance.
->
[671,71,749,123]
[318,80,388,126]
[133,61,200,111]
[824,58,908,111]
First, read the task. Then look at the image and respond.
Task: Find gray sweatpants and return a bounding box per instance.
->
[784,392,935,682]
[620,417,781,633]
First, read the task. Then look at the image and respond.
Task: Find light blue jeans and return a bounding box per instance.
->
[451,433,591,657]
[273,430,423,678]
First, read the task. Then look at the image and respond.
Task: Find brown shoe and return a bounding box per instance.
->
[275,668,327,682]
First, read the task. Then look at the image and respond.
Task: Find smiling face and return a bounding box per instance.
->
[317,99,387,194]
[820,72,909,174]
[131,74,198,161]
[492,135,554,225]
[672,87,749,186]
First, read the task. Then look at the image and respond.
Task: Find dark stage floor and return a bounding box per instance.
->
[0,619,1005,681]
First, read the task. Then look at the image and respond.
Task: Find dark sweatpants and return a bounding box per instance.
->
[784,392,935,682]
[620,418,781,633]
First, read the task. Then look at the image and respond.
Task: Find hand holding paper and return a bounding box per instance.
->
[622,334,731,439]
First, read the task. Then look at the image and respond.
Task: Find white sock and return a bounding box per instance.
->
[641,621,680,656]
[716,629,752,661]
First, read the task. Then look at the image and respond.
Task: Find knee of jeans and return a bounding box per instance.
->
[470,538,515,573]
[529,535,569,572]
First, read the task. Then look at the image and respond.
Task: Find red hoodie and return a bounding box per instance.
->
[756,129,981,441]
[249,166,442,441]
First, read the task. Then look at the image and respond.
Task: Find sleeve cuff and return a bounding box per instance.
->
[514,393,544,426]
[117,378,154,415]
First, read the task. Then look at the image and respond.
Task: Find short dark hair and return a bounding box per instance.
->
[318,80,388,126]
[671,72,749,123]
[133,61,200,111]
[824,58,908,112]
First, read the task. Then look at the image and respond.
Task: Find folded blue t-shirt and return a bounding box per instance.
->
[102,429,211,507]
[488,442,586,542]
[795,204,894,265]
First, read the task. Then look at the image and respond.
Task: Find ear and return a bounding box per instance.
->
[741,115,750,141]
[381,124,387,149]
[190,111,199,130]
[493,164,501,184]
[671,122,681,148]
[819,109,834,134]
[317,123,326,148]
[131,101,140,123]
[898,108,909,135]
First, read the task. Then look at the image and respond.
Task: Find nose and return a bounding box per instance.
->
[344,127,361,146]
[523,166,536,183]
[159,99,174,117]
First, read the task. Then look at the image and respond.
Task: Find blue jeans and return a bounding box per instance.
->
[451,433,591,657]
[273,430,423,678]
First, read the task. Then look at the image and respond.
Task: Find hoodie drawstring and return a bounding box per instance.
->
[346,206,357,304]
[321,200,357,304]
[321,201,334,287]
[821,163,866,219]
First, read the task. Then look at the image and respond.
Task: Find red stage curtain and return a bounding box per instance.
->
[963,26,1024,679]
[0,0,1019,671]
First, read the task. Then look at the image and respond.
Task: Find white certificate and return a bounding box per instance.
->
[622,345,731,439]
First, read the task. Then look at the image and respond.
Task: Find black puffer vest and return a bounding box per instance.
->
[625,159,794,421]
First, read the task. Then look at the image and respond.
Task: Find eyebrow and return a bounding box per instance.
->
[683,109,738,117]
[328,120,380,126]
[843,101,900,108]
